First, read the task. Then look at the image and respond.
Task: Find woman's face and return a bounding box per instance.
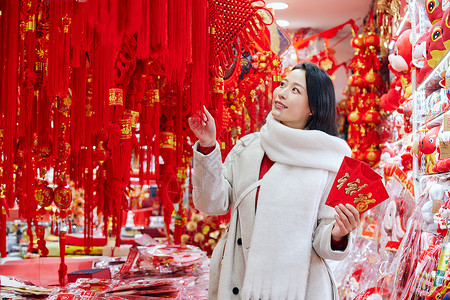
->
[271,69,311,129]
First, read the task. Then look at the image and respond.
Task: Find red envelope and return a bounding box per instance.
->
[326,156,389,214]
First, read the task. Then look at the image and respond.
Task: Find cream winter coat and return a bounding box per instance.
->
[192,117,353,300]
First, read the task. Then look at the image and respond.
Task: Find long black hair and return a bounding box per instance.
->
[292,62,339,136]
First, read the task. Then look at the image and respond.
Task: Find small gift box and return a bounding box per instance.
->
[326,156,389,214]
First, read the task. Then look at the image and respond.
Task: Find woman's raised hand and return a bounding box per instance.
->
[188,106,217,147]
[331,203,361,241]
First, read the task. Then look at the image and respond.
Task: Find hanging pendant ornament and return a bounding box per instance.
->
[35,182,54,208]
[36,224,49,257]
[109,88,124,122]
[364,145,382,165]
[54,186,72,211]
[348,109,363,124]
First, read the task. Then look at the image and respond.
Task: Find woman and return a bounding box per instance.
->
[188,62,361,300]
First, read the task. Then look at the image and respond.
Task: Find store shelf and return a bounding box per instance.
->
[417,49,450,92]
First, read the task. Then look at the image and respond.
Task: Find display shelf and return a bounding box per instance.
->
[417,88,447,130]
[417,49,450,92]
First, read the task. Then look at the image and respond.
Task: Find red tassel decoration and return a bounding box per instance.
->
[58,230,68,286]
[1,0,20,220]
[0,208,6,257]
[48,0,72,98]
[149,0,168,56]
[165,0,189,85]
[83,116,94,252]
[136,0,151,59]
[190,0,209,115]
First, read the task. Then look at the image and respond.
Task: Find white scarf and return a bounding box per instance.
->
[241,113,351,300]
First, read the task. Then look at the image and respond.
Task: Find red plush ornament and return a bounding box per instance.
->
[418,20,445,84]
[364,32,380,50]
[363,69,383,88]
[420,126,440,173]
[380,78,403,111]
[362,108,380,124]
[426,0,445,25]
[54,187,72,210]
[347,109,363,124]
[35,185,54,208]
[442,8,450,49]
[351,34,366,52]
[388,29,412,77]
[363,146,381,165]
[349,71,365,88]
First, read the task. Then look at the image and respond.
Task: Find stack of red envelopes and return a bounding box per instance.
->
[326,156,389,214]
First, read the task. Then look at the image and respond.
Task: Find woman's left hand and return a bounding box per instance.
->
[331,203,360,241]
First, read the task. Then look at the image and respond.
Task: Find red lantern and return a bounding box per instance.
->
[348,109,363,124]
[94,141,109,165]
[362,108,380,124]
[364,146,381,165]
[351,34,366,51]
[364,69,383,88]
[364,32,380,50]
[54,187,72,210]
[349,72,365,88]
[35,186,54,207]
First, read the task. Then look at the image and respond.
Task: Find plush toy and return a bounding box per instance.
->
[401,145,413,171]
[389,29,413,77]
[412,27,432,84]
[426,0,447,25]
[397,99,413,134]
[434,197,450,237]
[426,181,450,235]
[388,29,413,104]
[418,20,445,85]
[380,198,406,255]
[380,77,403,112]
[443,7,450,49]
[426,20,446,68]
[420,126,441,173]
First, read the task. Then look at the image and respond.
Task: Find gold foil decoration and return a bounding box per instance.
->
[160,132,176,150]
[124,110,140,128]
[144,89,159,107]
[109,88,124,106]
[213,77,224,94]
[120,118,132,139]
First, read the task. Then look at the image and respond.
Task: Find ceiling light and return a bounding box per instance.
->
[266,2,288,10]
[276,19,290,27]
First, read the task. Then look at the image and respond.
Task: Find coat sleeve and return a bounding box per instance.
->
[312,171,354,260]
[191,140,235,215]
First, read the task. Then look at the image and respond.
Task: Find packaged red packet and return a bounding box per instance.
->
[326,156,389,214]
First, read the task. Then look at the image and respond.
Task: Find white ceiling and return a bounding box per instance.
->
[266,0,373,32]
[264,0,375,102]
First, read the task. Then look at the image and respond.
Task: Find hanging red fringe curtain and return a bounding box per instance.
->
[0,0,281,263]
[0,0,20,258]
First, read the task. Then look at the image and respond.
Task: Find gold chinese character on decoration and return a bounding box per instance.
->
[353,192,376,212]
[336,172,350,189]
[344,178,368,195]
[109,88,124,106]
[120,118,132,139]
